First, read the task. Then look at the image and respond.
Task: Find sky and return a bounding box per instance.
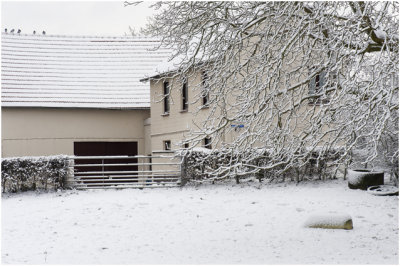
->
[1,1,156,36]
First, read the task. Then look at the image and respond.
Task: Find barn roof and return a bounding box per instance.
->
[1,33,171,109]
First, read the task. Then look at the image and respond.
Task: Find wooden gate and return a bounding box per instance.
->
[70,155,181,189]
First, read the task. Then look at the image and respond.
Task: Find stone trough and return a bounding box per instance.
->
[348,169,384,190]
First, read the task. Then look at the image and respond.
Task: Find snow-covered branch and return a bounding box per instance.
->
[143,1,398,183]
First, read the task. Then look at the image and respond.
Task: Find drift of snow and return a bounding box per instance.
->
[2,154,68,161]
[2,180,398,264]
[375,29,387,39]
[191,147,213,154]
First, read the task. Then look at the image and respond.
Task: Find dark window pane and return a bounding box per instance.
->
[202,71,209,106]
[163,81,170,113]
[164,140,171,150]
[182,82,188,110]
[204,137,212,149]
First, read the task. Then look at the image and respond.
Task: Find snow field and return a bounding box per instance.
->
[2,180,398,264]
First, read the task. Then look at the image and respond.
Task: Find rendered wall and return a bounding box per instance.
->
[144,118,152,156]
[150,71,211,152]
[148,55,330,154]
[1,107,150,157]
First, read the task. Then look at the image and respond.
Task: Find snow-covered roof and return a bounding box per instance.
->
[1,33,171,109]
[141,55,184,81]
[141,52,211,82]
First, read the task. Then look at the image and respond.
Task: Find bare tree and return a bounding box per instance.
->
[141,1,399,183]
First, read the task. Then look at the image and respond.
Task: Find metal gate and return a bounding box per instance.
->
[70,155,181,189]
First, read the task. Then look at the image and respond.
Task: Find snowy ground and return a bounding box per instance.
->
[2,180,398,264]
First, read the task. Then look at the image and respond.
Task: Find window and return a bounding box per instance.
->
[309,70,330,104]
[203,137,212,149]
[163,81,170,114]
[201,71,209,106]
[183,143,189,149]
[309,71,326,96]
[163,140,171,151]
[182,81,188,111]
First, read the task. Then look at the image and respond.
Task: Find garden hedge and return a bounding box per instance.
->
[180,147,343,184]
[1,155,70,193]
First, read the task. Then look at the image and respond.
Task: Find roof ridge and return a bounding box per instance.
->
[1,32,159,40]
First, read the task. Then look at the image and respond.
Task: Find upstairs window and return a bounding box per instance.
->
[182,81,188,111]
[203,137,212,149]
[163,81,170,114]
[163,140,171,151]
[309,70,331,104]
[202,71,210,106]
[309,71,326,96]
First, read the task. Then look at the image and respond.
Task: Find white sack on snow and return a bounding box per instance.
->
[304,213,353,230]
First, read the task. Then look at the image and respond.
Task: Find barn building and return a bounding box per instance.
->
[1,33,171,158]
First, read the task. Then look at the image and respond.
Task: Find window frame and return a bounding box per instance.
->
[163,140,171,151]
[201,71,210,107]
[182,81,188,111]
[163,81,170,114]
[309,70,330,105]
[203,137,212,149]
[309,71,325,95]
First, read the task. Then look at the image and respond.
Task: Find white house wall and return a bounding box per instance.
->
[1,107,150,157]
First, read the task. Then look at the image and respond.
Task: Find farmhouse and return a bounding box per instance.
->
[0,32,326,158]
[1,32,171,158]
[141,62,326,153]
[2,31,397,189]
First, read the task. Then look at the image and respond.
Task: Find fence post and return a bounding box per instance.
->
[66,157,75,189]
[180,155,188,186]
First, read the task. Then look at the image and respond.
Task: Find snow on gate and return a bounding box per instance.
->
[69,155,182,189]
